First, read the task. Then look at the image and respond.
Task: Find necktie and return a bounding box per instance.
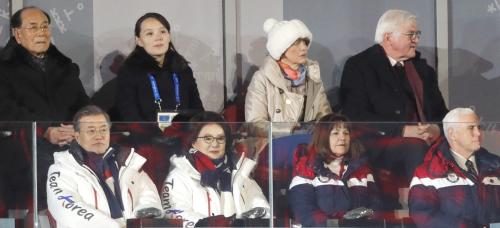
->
[395,61,426,122]
[465,160,478,180]
[394,62,405,78]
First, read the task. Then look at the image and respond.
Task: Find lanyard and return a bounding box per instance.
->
[148,74,162,111]
[148,73,181,111]
[172,73,180,111]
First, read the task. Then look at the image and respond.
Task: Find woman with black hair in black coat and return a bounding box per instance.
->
[116,12,204,122]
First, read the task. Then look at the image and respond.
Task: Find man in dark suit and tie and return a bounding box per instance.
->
[340,9,449,208]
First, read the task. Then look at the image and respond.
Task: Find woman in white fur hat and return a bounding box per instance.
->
[245,18,332,132]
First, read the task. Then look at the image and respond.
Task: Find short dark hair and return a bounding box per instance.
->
[73,105,111,132]
[187,111,233,156]
[309,114,365,163]
[10,6,51,31]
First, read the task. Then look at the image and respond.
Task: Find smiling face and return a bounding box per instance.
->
[192,123,226,160]
[382,21,420,61]
[329,123,351,157]
[13,8,51,57]
[136,17,170,65]
[75,114,110,154]
[280,38,309,69]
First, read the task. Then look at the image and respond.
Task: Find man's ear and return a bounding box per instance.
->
[447,128,455,141]
[12,28,22,44]
[74,132,81,144]
[384,32,392,42]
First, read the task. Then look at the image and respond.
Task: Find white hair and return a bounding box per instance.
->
[374,9,417,43]
[442,107,477,140]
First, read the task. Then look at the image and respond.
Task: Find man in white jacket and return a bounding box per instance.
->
[47,105,162,228]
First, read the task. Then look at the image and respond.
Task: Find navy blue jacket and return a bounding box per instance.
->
[409,139,500,227]
[288,146,382,227]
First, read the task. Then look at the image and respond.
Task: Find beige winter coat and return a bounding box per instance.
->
[245,56,332,128]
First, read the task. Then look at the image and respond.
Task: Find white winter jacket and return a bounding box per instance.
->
[47,146,162,228]
[161,154,270,226]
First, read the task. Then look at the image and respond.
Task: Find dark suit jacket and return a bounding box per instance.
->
[340,44,448,136]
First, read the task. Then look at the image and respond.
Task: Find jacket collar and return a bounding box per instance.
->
[124,46,188,74]
[313,155,366,180]
[68,141,129,167]
[170,155,202,180]
[260,56,322,89]
[366,44,424,90]
[426,138,499,177]
[0,37,71,65]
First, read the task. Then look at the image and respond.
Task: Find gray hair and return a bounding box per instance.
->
[73,105,111,132]
[374,9,417,43]
[442,107,477,140]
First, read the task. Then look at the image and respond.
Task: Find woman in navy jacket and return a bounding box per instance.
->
[288,114,382,226]
[116,13,203,122]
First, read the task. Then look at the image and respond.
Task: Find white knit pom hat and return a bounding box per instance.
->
[263,18,312,60]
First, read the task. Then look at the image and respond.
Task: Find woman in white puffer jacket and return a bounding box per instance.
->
[161,111,270,227]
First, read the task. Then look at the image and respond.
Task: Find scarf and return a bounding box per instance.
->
[187,148,236,217]
[84,148,124,219]
[278,61,307,86]
[188,147,232,192]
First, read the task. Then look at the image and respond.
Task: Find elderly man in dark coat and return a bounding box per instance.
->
[340,9,448,209]
[0,6,89,212]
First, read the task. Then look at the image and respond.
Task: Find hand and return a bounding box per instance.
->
[44,124,75,146]
[135,207,163,218]
[238,136,268,161]
[195,215,233,227]
[403,123,441,145]
[417,123,440,143]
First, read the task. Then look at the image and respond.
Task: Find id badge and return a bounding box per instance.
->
[157,111,178,131]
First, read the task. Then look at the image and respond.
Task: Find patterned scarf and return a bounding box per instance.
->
[278,61,307,86]
[188,148,237,217]
[84,148,124,218]
[188,148,232,192]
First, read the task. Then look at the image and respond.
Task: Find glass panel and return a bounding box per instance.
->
[0,0,9,47]
[0,122,34,227]
[38,121,271,227]
[448,0,500,120]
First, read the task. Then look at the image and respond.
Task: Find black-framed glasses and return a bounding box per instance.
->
[197,135,226,144]
[401,31,421,40]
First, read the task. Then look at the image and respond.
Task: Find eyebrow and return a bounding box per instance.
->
[26,20,49,25]
[86,124,108,128]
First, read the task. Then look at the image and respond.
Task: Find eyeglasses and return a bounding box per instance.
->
[400,31,421,40]
[82,127,110,137]
[20,24,50,34]
[197,136,226,144]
